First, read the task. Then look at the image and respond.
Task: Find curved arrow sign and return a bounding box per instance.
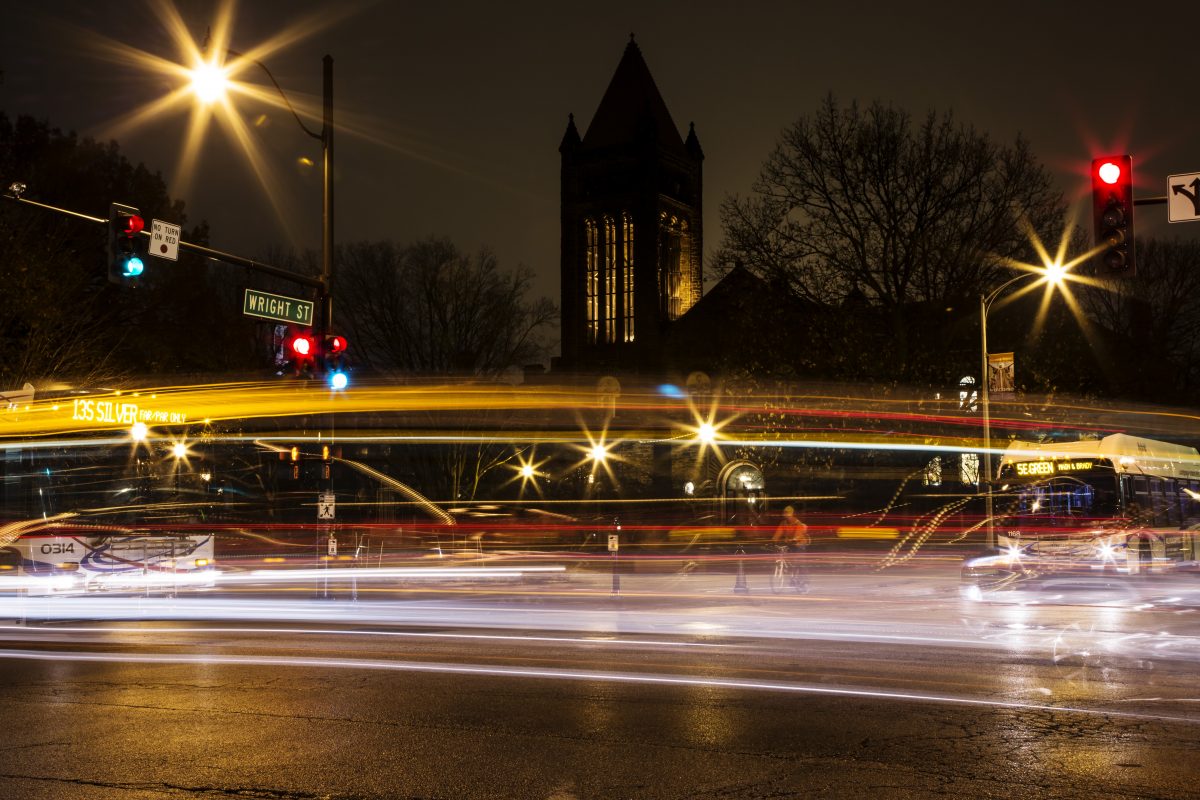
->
[1168,172,1200,223]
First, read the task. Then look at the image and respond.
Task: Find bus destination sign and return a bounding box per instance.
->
[1013,459,1094,477]
[71,398,188,426]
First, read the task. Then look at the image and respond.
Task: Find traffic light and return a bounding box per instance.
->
[290,445,300,479]
[1091,155,1136,277]
[107,202,146,286]
[287,332,317,377]
[324,334,348,389]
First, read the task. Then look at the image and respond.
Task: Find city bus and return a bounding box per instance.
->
[0,515,216,594]
[961,433,1200,599]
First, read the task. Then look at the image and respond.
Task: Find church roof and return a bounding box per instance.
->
[582,38,687,155]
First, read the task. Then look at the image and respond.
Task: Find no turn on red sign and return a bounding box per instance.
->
[150,219,181,260]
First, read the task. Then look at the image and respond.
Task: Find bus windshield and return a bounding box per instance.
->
[1004,473,1121,522]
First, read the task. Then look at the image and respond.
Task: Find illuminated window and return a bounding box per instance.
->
[622,212,635,342]
[960,453,979,485]
[924,456,942,486]
[604,216,617,343]
[658,214,691,320]
[678,219,691,319]
[958,375,978,413]
[585,219,599,344]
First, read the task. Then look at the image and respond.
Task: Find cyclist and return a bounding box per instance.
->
[771,505,810,591]
[773,505,810,549]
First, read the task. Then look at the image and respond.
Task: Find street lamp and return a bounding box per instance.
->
[979,265,1067,548]
[188,41,336,347]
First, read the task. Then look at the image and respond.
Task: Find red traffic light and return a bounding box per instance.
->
[123,214,145,235]
[326,334,347,354]
[289,334,315,357]
[1091,155,1135,277]
[1096,160,1124,186]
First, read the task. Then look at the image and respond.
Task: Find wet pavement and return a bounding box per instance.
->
[0,563,1198,798]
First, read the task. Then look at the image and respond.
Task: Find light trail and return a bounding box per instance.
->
[0,624,734,650]
[0,565,567,592]
[3,595,1198,663]
[0,647,1195,725]
[0,380,1183,450]
[217,566,566,582]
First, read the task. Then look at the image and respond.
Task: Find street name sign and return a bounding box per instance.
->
[1168,172,1200,223]
[243,289,315,325]
[150,219,181,260]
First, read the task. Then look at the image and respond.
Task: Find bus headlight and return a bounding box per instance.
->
[194,558,210,568]
[1096,542,1117,561]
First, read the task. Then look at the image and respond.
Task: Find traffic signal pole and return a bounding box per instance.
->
[320,54,335,351]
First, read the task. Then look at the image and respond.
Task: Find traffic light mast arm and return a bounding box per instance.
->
[175,237,325,291]
[2,185,327,293]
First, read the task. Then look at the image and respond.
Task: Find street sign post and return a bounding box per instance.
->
[244,288,315,326]
[608,532,620,596]
[1168,172,1200,223]
[150,219,181,261]
[317,491,335,520]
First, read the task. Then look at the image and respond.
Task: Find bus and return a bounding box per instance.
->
[0,517,216,594]
[961,433,1200,599]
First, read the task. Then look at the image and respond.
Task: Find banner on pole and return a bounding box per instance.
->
[987,352,1015,396]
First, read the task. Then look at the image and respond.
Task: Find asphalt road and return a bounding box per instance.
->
[0,565,1198,799]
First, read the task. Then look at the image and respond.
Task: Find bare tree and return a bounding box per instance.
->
[715,97,1065,383]
[336,237,557,377]
[1080,238,1200,399]
[717,95,1065,308]
[0,113,259,389]
[0,206,126,387]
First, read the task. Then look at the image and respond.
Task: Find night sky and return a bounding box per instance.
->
[4,1,1200,315]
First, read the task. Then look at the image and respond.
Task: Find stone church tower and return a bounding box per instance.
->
[558,37,704,372]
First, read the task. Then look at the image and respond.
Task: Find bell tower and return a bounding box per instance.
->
[559,37,704,372]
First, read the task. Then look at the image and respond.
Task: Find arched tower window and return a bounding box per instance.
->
[585,218,599,345]
[603,216,618,343]
[678,218,692,317]
[656,214,695,321]
[622,212,635,342]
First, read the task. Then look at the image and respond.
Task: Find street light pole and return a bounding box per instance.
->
[193,39,335,352]
[978,267,1065,549]
[980,291,995,549]
[320,54,334,348]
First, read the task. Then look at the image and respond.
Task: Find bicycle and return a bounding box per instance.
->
[769,544,808,594]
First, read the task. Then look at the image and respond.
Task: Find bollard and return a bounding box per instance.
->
[609,518,621,596]
[733,546,749,594]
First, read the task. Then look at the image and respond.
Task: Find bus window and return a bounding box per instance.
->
[1149,478,1164,526]
[1164,479,1181,527]
[1186,481,1200,524]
